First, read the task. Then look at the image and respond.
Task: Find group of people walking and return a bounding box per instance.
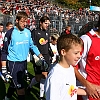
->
[0,10,100,100]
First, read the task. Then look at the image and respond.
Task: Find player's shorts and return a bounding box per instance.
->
[7,60,27,89]
[33,54,51,74]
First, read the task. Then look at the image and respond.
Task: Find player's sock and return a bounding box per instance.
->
[18,95,25,100]
[27,77,38,94]
[29,77,38,88]
[40,78,45,97]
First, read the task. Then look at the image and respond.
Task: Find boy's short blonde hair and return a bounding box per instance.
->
[57,34,83,56]
[51,33,59,41]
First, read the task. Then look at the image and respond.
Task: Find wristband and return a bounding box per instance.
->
[2,66,7,73]
[2,66,6,68]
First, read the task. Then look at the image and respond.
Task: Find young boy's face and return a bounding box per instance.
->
[0,25,3,32]
[64,44,82,66]
[52,39,57,45]
[6,24,13,31]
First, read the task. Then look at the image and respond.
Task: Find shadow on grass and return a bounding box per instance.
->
[0,73,40,100]
[25,73,40,100]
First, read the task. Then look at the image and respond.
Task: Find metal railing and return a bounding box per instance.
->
[0,13,99,35]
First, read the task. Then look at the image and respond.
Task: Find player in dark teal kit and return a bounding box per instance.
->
[27,16,54,100]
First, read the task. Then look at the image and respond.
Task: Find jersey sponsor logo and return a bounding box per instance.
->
[46,33,48,36]
[68,85,77,97]
[16,40,29,45]
[39,38,48,45]
[52,50,57,54]
[95,56,100,60]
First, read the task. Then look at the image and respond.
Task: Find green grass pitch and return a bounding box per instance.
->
[0,62,40,100]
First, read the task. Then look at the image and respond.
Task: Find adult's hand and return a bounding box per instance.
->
[74,67,100,99]
[85,81,100,99]
[1,66,12,82]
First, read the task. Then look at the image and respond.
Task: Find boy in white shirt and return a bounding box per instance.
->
[45,34,87,100]
[50,33,59,64]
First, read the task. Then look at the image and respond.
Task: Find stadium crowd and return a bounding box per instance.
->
[0,0,99,34]
[0,0,100,100]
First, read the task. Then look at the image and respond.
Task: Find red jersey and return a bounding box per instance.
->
[86,33,100,85]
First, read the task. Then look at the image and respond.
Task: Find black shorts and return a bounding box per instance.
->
[33,54,50,74]
[7,60,27,89]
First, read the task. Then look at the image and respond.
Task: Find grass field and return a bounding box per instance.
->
[0,62,40,100]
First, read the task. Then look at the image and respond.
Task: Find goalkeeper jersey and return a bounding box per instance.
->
[1,26,40,61]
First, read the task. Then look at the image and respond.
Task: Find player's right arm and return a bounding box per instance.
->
[1,28,13,61]
[1,29,13,82]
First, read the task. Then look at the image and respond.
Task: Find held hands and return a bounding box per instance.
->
[1,66,12,82]
[86,81,100,99]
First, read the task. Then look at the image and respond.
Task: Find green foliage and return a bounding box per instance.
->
[55,0,100,9]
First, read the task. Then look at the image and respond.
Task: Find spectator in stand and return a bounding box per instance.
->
[50,33,59,64]
[61,25,71,35]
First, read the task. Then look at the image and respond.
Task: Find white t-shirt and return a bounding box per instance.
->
[50,43,58,63]
[0,32,5,48]
[45,63,77,100]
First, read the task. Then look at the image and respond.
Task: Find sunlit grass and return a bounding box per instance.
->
[0,62,39,100]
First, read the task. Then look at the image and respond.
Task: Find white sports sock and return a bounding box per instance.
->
[29,77,38,88]
[40,78,45,97]
[4,96,10,100]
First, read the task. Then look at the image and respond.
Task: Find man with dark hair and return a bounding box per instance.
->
[6,22,13,31]
[27,16,53,100]
[61,25,71,35]
[1,11,44,100]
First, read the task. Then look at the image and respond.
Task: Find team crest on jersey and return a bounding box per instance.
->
[39,38,48,45]
[4,37,7,42]
[38,32,41,35]
[95,56,100,60]
[68,85,77,97]
[46,33,48,36]
[52,50,57,54]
